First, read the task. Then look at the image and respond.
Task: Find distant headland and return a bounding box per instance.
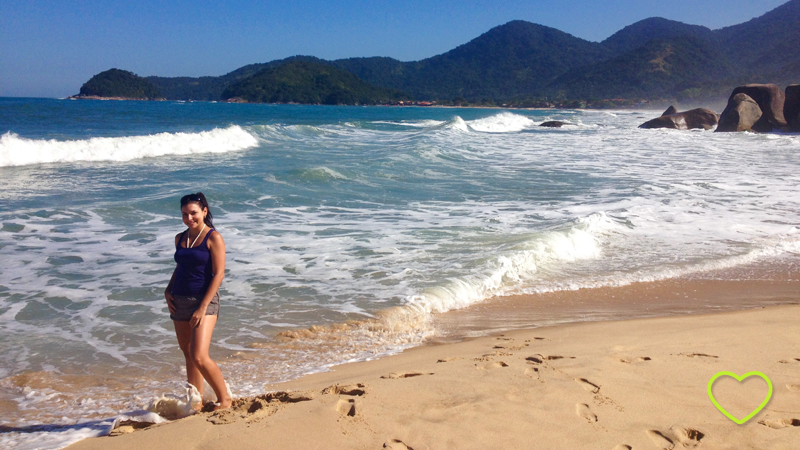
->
[72,0,800,110]
[70,69,165,101]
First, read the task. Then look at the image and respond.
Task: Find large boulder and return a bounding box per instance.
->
[785,84,800,132]
[662,106,677,116]
[540,120,572,128]
[715,93,763,132]
[639,108,719,130]
[717,84,786,132]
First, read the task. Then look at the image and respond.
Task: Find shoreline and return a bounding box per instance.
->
[55,96,674,111]
[66,276,800,449]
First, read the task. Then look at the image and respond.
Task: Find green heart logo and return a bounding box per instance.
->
[707,371,773,424]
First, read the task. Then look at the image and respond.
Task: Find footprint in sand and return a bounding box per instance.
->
[206,391,314,425]
[524,367,539,378]
[759,418,800,429]
[671,426,704,447]
[612,446,632,450]
[778,358,800,364]
[645,429,674,450]
[384,439,414,450]
[526,354,572,362]
[575,378,600,393]
[381,372,433,379]
[576,403,597,423]
[207,409,238,425]
[336,398,356,417]
[677,353,717,359]
[477,361,509,370]
[787,384,800,392]
[322,383,366,396]
[545,355,575,360]
[619,356,651,363]
[436,357,461,363]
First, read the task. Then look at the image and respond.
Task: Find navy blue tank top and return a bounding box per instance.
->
[172,229,215,296]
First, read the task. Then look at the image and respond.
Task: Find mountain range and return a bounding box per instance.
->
[80,0,800,105]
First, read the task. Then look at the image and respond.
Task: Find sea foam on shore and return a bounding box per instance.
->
[2,100,800,450]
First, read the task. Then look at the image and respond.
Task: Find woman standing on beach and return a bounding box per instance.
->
[164,192,232,410]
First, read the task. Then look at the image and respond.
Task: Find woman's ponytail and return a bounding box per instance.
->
[196,192,214,228]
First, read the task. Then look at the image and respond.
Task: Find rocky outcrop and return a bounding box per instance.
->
[785,85,800,132]
[715,93,763,132]
[540,121,572,128]
[639,108,719,130]
[717,84,786,132]
[662,106,677,116]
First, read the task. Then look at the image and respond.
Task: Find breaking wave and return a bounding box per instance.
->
[0,126,259,167]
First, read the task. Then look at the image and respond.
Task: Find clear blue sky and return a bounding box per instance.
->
[0,0,788,98]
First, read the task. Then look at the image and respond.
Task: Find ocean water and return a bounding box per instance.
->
[1,98,799,449]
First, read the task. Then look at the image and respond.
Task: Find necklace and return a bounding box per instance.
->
[187,224,206,248]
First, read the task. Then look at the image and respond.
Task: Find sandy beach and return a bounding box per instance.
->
[67,286,800,450]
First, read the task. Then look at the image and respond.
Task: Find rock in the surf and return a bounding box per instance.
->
[639,108,719,130]
[716,84,786,132]
[715,93,763,132]
[661,106,677,116]
[540,121,571,128]
[784,84,800,132]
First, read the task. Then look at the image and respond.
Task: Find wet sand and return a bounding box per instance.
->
[67,271,800,450]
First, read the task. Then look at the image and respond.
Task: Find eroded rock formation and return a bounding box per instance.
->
[715,93,763,132]
[717,84,786,132]
[639,108,719,130]
[784,84,800,132]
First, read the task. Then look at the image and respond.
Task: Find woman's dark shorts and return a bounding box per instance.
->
[170,292,220,321]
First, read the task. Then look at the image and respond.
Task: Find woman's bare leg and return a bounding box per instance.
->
[174,320,205,406]
[187,316,232,409]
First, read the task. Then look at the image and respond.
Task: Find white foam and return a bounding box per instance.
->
[145,383,202,420]
[371,120,446,128]
[111,410,169,427]
[0,419,115,450]
[406,212,615,314]
[445,116,470,132]
[466,112,537,132]
[0,126,259,167]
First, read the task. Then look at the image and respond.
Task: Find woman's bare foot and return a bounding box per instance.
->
[213,398,232,411]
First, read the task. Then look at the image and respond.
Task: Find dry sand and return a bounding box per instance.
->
[68,302,800,450]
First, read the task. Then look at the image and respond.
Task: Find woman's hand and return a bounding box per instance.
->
[190,305,207,328]
[165,291,176,314]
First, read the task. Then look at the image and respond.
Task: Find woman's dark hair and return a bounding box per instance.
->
[180,192,214,228]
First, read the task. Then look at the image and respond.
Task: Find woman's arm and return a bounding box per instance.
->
[190,231,226,328]
[165,233,182,314]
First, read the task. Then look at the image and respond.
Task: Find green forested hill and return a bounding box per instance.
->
[220,60,408,104]
[546,36,735,100]
[147,56,325,101]
[547,0,800,102]
[77,69,163,99]
[600,18,715,57]
[347,20,611,100]
[77,0,800,104]
[716,0,800,75]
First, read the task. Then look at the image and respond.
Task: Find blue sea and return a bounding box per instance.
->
[1,98,799,449]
